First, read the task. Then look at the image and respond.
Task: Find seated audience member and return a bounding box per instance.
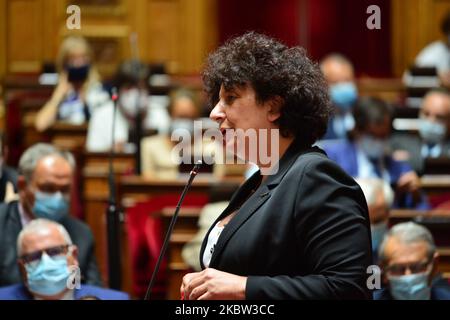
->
[391,88,450,174]
[182,201,229,271]
[322,97,429,209]
[414,11,450,87]
[0,143,102,286]
[86,60,152,152]
[355,178,394,263]
[141,88,206,179]
[0,219,128,300]
[35,36,110,132]
[0,132,18,203]
[374,222,450,300]
[320,53,358,140]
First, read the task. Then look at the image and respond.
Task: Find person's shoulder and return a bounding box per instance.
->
[76,285,130,300]
[292,145,347,177]
[373,288,391,300]
[61,216,94,239]
[432,277,450,300]
[419,41,448,54]
[0,283,30,300]
[0,200,18,220]
[416,41,449,63]
[317,138,353,154]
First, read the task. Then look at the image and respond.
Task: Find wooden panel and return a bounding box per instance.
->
[1,0,218,79]
[146,0,181,72]
[0,0,6,78]
[391,0,450,76]
[7,0,44,73]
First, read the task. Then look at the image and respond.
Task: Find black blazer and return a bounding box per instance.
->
[0,201,103,287]
[200,143,372,299]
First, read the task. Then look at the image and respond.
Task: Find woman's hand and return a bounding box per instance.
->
[181,268,247,300]
[53,72,71,102]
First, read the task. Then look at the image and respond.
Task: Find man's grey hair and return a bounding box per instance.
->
[17,218,73,256]
[378,222,436,264]
[355,178,394,208]
[18,143,75,182]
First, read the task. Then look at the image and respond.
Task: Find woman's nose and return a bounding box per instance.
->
[210,101,225,123]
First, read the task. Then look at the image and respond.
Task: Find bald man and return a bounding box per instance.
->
[0,143,102,286]
[320,54,358,140]
[391,88,450,174]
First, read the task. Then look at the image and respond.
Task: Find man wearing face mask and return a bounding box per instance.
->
[140,88,204,179]
[0,219,128,300]
[391,89,450,175]
[0,143,102,286]
[322,97,430,209]
[374,222,450,300]
[320,53,358,140]
[355,178,394,263]
[86,60,152,152]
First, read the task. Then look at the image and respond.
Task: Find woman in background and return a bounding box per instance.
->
[35,36,109,132]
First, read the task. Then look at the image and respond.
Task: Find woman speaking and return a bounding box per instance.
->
[181,32,372,300]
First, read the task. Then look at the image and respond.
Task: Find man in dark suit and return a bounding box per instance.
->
[374,222,450,300]
[0,143,102,286]
[0,219,127,300]
[391,88,450,175]
[0,132,19,203]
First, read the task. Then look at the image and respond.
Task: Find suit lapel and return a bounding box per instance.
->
[208,184,272,268]
[201,141,323,269]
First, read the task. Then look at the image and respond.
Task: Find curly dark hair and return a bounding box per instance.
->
[202,32,332,146]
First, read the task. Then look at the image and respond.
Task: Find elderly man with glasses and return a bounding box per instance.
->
[374,222,450,300]
[0,219,128,300]
[0,143,102,286]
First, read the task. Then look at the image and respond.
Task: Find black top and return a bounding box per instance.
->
[200,142,373,299]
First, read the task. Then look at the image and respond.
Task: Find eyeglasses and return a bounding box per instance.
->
[385,259,432,277]
[19,245,70,265]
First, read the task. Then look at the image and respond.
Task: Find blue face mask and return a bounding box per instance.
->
[25,253,71,297]
[388,272,431,300]
[33,191,69,222]
[330,82,358,111]
[370,220,388,254]
[419,119,447,145]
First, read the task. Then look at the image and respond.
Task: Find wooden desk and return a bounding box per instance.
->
[420,175,450,197]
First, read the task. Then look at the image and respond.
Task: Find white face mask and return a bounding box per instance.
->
[119,88,148,117]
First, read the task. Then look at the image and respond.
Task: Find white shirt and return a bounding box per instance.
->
[18,202,32,228]
[202,222,225,268]
[415,40,450,74]
[86,101,129,152]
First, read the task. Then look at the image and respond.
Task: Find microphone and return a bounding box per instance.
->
[106,87,122,289]
[144,160,203,300]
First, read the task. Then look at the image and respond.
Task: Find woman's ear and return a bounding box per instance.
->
[266,96,284,123]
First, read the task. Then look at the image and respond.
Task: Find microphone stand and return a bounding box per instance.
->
[106,87,122,289]
[144,160,203,300]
